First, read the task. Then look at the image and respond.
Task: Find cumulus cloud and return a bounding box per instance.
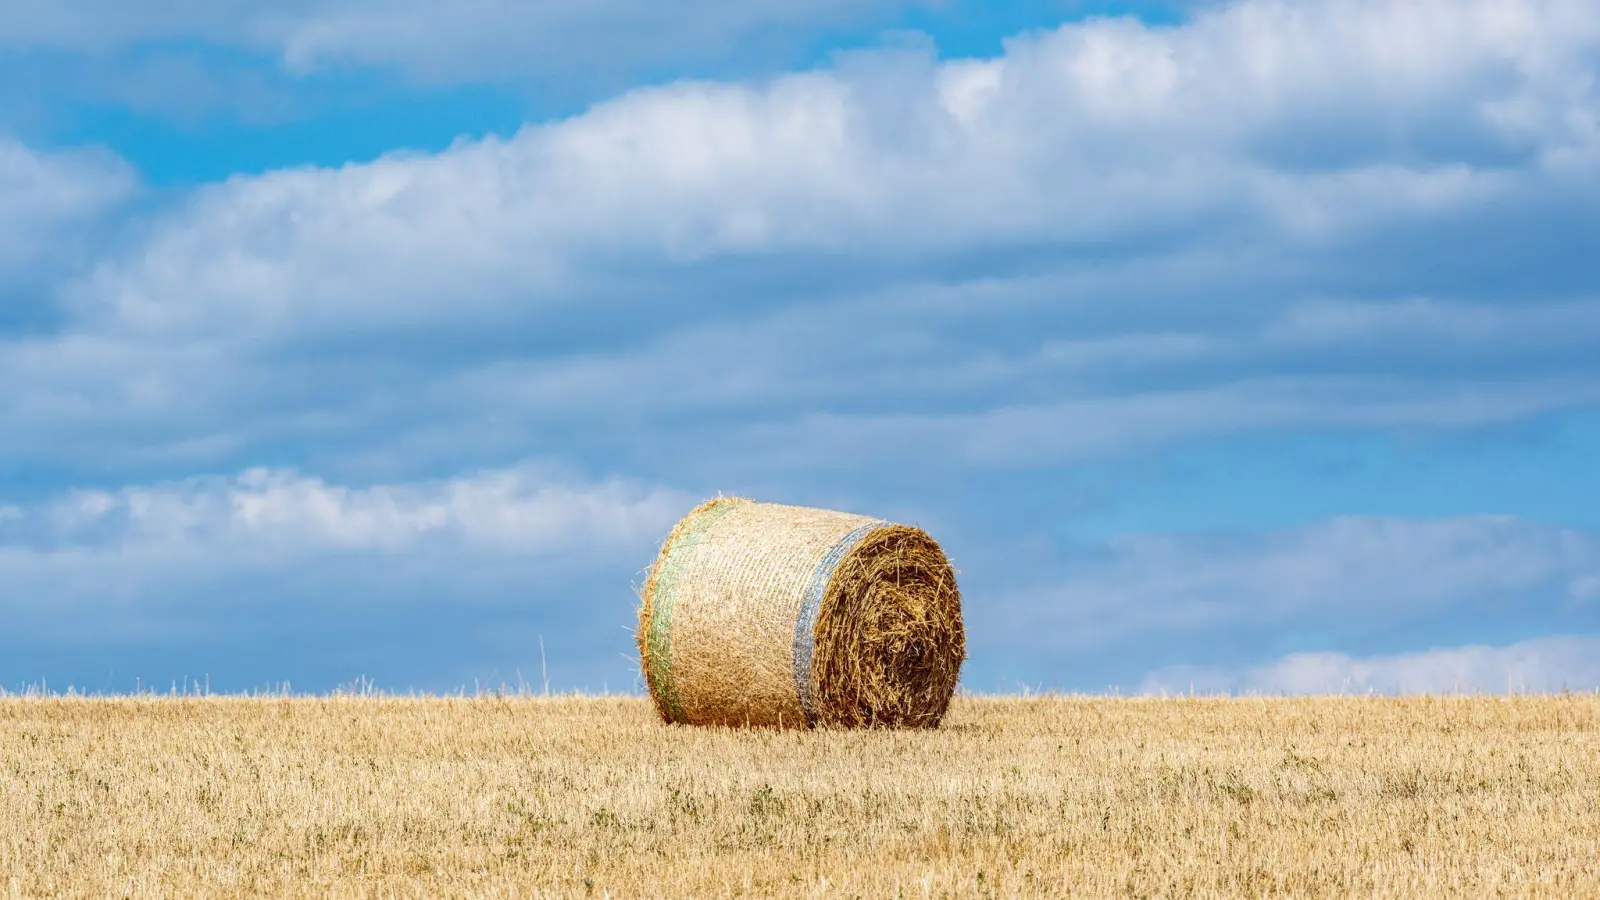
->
[0,465,688,608]
[1,0,1596,480]
[0,464,689,691]
[0,139,133,290]
[18,466,679,551]
[8,0,1599,693]
[59,0,1600,336]
[1140,634,1600,694]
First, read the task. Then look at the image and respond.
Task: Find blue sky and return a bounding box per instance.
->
[2,0,1598,695]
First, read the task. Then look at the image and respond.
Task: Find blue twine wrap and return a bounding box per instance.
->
[792,521,885,725]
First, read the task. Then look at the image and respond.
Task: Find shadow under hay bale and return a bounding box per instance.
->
[636,498,965,728]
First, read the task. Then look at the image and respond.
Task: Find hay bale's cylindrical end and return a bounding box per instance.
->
[636,498,965,729]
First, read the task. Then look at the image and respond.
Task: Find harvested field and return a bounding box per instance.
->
[2,695,1597,897]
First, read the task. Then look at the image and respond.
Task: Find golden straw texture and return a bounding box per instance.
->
[4,696,1599,897]
[636,498,965,728]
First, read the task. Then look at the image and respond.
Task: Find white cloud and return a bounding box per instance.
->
[14,286,1598,477]
[11,465,685,553]
[996,515,1600,650]
[0,138,133,281]
[1574,575,1600,601]
[54,0,1600,338]
[1141,634,1600,694]
[719,373,1600,470]
[10,0,1599,691]
[278,0,918,81]
[0,464,692,686]
[4,0,1600,476]
[0,465,689,600]
[0,0,920,82]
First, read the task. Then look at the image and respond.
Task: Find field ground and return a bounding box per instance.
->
[2,694,1598,897]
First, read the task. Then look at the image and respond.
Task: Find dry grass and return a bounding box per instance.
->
[2,695,1597,898]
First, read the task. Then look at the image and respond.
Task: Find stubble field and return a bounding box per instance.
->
[2,694,1597,898]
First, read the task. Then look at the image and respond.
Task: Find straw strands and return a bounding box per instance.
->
[636,498,965,728]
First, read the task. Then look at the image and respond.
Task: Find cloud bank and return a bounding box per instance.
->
[0,467,686,690]
[0,139,132,291]
[974,513,1600,690]
[5,0,1599,484]
[2,0,1598,690]
[0,0,925,83]
[0,465,683,587]
[1141,634,1600,694]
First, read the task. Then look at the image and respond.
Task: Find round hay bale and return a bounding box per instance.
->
[636,498,965,728]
